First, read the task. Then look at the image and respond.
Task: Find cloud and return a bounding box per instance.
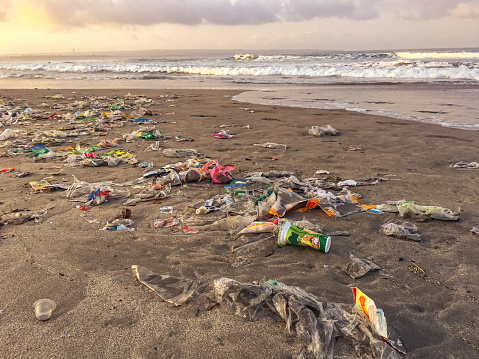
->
[0,0,12,21]
[451,1,479,18]
[279,0,383,21]
[385,0,466,20]
[34,0,280,27]
[19,0,479,29]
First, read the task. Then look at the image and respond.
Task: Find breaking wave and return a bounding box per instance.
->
[396,52,479,59]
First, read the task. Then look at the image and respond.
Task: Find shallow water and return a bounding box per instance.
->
[1,47,478,130]
[233,83,479,129]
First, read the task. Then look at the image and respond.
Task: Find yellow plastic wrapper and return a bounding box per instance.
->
[237,220,278,235]
[352,287,387,338]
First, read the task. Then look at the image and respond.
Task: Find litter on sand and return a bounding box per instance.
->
[132,265,198,306]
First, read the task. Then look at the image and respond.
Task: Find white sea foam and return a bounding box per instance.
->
[396,52,479,59]
[1,61,478,81]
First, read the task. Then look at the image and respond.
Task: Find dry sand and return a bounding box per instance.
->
[0,88,478,358]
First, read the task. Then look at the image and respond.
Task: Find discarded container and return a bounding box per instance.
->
[180,226,197,233]
[158,171,182,186]
[338,179,357,186]
[0,129,15,141]
[120,208,132,219]
[88,188,111,204]
[277,220,331,253]
[143,168,169,178]
[196,206,216,215]
[0,167,15,173]
[26,144,49,157]
[30,180,67,192]
[254,142,288,151]
[137,131,157,139]
[180,168,202,182]
[159,206,174,214]
[153,217,179,228]
[138,162,153,168]
[33,299,56,321]
[211,130,234,139]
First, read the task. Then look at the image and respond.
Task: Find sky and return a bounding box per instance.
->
[0,0,478,55]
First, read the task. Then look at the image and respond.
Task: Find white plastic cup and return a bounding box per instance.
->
[33,299,56,321]
[0,129,15,141]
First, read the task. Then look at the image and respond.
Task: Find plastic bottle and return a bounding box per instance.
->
[138,132,156,139]
[0,129,15,141]
[196,206,216,215]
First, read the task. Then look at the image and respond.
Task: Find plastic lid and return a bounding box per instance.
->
[324,236,331,253]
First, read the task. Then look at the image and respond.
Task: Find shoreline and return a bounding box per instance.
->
[2,81,478,130]
[1,88,478,358]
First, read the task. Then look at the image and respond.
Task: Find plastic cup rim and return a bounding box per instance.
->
[324,236,331,253]
[33,298,56,311]
[277,220,291,246]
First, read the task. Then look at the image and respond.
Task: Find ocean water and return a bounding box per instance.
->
[0,48,478,129]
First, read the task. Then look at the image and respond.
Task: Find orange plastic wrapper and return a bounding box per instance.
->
[237,220,279,236]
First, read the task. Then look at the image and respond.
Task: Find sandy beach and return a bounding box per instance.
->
[0,88,478,358]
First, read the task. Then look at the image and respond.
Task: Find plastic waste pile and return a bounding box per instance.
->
[2,91,468,358]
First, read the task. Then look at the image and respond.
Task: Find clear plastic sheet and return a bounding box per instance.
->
[132,265,198,306]
[380,220,421,241]
[214,278,403,359]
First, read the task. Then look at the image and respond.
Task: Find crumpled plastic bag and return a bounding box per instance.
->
[195,215,255,235]
[257,191,276,220]
[123,127,163,142]
[123,184,170,205]
[380,220,421,241]
[269,188,307,217]
[277,175,330,199]
[397,202,459,221]
[376,201,459,221]
[267,178,365,218]
[344,254,382,279]
[308,124,339,137]
[101,218,135,231]
[132,265,198,306]
[201,159,235,184]
[33,151,66,163]
[145,141,161,151]
[0,209,47,225]
[451,161,479,168]
[163,148,199,158]
[253,142,288,151]
[214,278,403,359]
[66,175,130,204]
[305,194,363,217]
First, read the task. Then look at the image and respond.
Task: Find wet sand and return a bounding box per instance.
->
[0,88,478,358]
